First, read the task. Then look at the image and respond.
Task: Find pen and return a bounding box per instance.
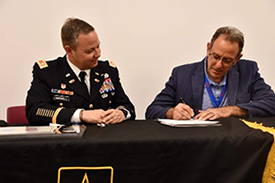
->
[180,97,194,118]
[180,97,185,104]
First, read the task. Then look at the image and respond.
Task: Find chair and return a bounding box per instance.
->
[7,105,29,124]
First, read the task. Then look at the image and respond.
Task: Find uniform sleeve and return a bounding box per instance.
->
[25,63,76,126]
[110,66,136,120]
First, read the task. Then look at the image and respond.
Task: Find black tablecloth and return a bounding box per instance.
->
[0,117,274,183]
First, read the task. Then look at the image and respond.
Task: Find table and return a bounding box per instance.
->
[0,117,274,183]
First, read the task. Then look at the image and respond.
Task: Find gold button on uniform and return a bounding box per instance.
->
[89,104,93,109]
[59,103,63,106]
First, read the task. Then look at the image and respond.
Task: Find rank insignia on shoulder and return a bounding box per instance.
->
[37,60,48,69]
[108,60,116,68]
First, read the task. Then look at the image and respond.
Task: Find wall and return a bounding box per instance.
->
[0,0,275,120]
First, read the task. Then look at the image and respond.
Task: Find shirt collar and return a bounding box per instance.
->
[66,55,90,79]
[204,56,227,86]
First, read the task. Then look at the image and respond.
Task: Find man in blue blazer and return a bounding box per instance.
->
[146,26,275,120]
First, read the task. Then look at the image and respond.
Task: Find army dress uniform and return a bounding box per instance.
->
[26,56,135,126]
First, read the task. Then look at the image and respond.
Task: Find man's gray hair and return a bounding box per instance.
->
[210,26,244,57]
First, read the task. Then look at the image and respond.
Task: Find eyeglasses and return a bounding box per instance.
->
[209,52,235,65]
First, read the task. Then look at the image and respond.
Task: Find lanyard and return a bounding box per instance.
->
[204,75,227,108]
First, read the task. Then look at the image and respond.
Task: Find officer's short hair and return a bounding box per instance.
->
[61,18,95,50]
[210,26,244,57]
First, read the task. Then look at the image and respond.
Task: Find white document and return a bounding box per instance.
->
[157,119,221,127]
[0,126,27,135]
[0,126,56,136]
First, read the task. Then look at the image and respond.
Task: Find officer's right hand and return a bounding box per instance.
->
[80,109,105,123]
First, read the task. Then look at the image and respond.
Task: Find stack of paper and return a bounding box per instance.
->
[0,126,56,136]
[157,119,221,127]
[0,125,86,140]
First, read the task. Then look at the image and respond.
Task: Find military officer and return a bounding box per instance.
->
[26,18,135,126]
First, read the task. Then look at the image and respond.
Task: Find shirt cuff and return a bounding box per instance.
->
[116,106,131,120]
[70,109,83,123]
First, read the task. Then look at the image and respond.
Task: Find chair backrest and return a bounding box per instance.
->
[7,105,29,124]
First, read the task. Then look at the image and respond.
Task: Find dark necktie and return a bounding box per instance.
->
[79,71,89,93]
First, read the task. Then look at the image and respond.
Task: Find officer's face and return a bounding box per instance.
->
[66,30,101,70]
[206,35,242,83]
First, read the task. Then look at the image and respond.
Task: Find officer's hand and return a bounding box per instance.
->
[101,109,125,124]
[80,109,105,123]
[166,103,194,120]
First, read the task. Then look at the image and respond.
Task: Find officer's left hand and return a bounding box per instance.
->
[101,109,125,124]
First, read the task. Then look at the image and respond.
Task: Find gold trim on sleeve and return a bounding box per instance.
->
[52,107,64,124]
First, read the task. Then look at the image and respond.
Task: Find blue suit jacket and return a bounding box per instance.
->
[146,58,275,119]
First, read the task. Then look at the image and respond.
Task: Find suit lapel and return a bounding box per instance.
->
[58,56,90,101]
[191,61,205,109]
[191,59,239,108]
[227,65,239,105]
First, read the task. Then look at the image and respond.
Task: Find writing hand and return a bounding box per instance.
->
[166,103,194,120]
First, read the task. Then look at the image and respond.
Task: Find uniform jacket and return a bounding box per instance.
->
[146,58,275,119]
[26,56,135,125]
